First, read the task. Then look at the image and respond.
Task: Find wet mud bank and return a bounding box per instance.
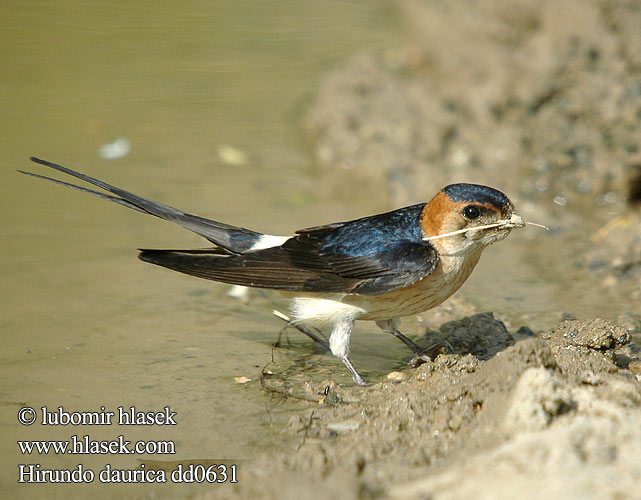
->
[210,316,640,500]
[212,1,641,498]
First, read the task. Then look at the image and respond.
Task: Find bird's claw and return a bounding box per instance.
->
[407,354,432,368]
[406,343,448,368]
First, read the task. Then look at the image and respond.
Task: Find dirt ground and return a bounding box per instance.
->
[203,315,639,500]
[203,1,641,498]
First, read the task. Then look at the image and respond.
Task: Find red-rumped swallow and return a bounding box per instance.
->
[21,157,528,385]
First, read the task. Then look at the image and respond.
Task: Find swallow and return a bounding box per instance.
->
[21,157,529,385]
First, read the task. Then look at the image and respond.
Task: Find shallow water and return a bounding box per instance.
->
[1,2,402,498]
[1,2,637,499]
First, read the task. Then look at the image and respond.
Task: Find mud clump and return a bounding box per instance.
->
[205,317,641,500]
[421,311,515,360]
[542,318,631,375]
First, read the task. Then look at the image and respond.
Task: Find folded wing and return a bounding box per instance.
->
[140,207,438,295]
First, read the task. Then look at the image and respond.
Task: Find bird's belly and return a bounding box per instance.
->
[287,254,480,325]
[349,270,465,320]
[356,251,482,320]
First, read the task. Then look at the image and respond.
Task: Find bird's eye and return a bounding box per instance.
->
[462,205,481,220]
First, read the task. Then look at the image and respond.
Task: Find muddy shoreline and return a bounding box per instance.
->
[204,1,641,498]
[209,315,639,500]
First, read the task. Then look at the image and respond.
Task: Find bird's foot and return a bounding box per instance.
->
[406,343,448,368]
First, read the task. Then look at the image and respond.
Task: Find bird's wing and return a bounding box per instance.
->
[19,157,262,253]
[139,239,437,295]
[140,204,438,295]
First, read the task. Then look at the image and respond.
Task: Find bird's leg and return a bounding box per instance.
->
[273,310,366,385]
[341,356,368,386]
[272,310,329,350]
[376,319,443,367]
[376,319,425,352]
[284,323,329,350]
[330,319,368,386]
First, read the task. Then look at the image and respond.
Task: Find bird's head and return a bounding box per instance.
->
[421,183,525,256]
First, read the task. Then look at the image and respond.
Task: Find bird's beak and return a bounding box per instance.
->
[507,213,526,228]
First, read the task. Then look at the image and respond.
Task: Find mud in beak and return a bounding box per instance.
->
[507,213,526,229]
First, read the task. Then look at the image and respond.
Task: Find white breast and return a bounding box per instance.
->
[288,250,483,325]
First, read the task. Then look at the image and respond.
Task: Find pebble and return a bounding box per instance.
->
[387,371,407,382]
[98,137,131,160]
[327,420,360,434]
[217,145,248,166]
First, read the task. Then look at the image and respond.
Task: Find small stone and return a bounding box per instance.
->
[234,376,252,384]
[327,420,360,433]
[98,137,131,160]
[387,371,407,382]
[516,326,535,337]
[628,360,641,373]
[217,145,248,166]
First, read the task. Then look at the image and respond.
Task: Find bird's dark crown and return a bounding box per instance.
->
[442,183,512,213]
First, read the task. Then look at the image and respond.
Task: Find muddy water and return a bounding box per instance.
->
[1,2,636,500]
[1,2,402,498]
